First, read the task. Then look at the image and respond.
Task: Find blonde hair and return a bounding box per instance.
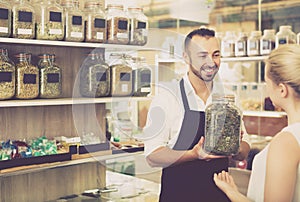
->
[267,44,300,98]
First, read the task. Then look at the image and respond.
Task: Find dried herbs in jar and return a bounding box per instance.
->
[203,94,241,156]
[0,0,12,37]
[127,7,148,46]
[0,48,15,100]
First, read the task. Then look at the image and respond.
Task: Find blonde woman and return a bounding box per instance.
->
[213,44,300,202]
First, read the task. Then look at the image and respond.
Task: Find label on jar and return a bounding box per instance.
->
[141,87,151,93]
[49,29,62,35]
[0,72,12,82]
[120,72,130,81]
[121,84,128,92]
[96,32,104,40]
[94,18,105,28]
[0,27,8,33]
[23,74,36,84]
[137,21,146,29]
[71,32,83,38]
[17,28,32,35]
[47,73,60,83]
[248,41,259,55]
[96,72,107,82]
[117,33,128,39]
[261,40,275,54]
[141,73,151,83]
[0,8,9,20]
[72,16,82,26]
[222,42,235,57]
[50,11,62,22]
[278,38,287,44]
[18,11,32,23]
[118,20,128,30]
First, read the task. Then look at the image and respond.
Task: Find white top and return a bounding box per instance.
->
[247,122,300,202]
[143,73,250,156]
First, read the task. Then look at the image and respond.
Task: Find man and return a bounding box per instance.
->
[143,28,250,202]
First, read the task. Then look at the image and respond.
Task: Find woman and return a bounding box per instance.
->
[213,44,300,202]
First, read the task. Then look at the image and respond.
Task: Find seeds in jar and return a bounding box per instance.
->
[65,15,84,42]
[12,10,35,39]
[40,69,62,98]
[0,7,11,37]
[107,17,129,44]
[36,11,64,40]
[129,19,147,45]
[0,61,15,100]
[85,18,106,43]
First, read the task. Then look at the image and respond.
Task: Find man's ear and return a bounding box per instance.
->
[183,51,190,65]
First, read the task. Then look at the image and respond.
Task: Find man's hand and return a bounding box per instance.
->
[192,136,226,160]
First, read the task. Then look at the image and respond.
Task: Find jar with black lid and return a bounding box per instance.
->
[106,4,129,44]
[203,94,241,156]
[12,0,35,39]
[260,29,276,55]
[0,48,15,100]
[84,1,106,43]
[79,52,110,97]
[127,6,148,45]
[0,0,12,37]
[15,53,39,99]
[38,53,62,98]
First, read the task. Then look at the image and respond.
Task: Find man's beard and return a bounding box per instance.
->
[190,64,219,82]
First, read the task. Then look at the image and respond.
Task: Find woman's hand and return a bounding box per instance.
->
[213,170,238,194]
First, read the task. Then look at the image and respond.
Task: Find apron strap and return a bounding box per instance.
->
[180,79,190,111]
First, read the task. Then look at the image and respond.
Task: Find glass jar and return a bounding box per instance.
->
[0,0,12,37]
[109,54,132,96]
[15,53,39,99]
[247,30,261,56]
[84,1,106,43]
[204,94,241,156]
[221,31,236,57]
[235,32,248,57]
[127,6,148,46]
[36,0,64,40]
[260,29,276,55]
[106,4,129,45]
[0,48,15,100]
[275,25,296,48]
[12,0,35,39]
[131,57,152,96]
[38,53,62,98]
[61,0,84,42]
[297,32,300,45]
[79,52,110,97]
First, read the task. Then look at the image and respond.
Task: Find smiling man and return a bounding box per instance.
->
[143,28,250,202]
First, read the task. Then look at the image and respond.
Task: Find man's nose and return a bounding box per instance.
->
[205,55,215,66]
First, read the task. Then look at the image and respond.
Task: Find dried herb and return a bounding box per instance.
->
[107,17,129,44]
[0,61,15,100]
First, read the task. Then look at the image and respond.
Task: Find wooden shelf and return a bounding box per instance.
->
[221,55,268,62]
[0,96,152,107]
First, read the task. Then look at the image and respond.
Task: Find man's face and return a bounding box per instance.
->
[185,35,221,82]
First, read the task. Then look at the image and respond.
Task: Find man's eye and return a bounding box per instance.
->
[213,54,220,58]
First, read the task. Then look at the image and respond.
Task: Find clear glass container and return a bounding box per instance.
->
[247,30,261,56]
[127,6,148,46]
[106,4,129,45]
[79,52,110,97]
[12,0,35,39]
[221,31,236,57]
[0,48,15,100]
[0,0,12,37]
[131,57,152,97]
[260,29,276,55]
[235,32,248,57]
[36,0,65,40]
[38,53,62,98]
[275,25,296,48]
[15,52,39,99]
[109,54,132,96]
[204,94,241,156]
[84,1,106,43]
[61,0,84,42]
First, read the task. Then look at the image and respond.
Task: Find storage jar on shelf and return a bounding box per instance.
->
[15,52,39,99]
[61,0,84,42]
[260,29,276,55]
[221,31,236,57]
[247,31,261,56]
[36,0,65,40]
[235,32,248,57]
[203,94,241,156]
[0,0,11,37]
[0,48,15,100]
[79,52,110,97]
[275,25,296,48]
[38,53,62,98]
[106,4,129,45]
[12,0,35,39]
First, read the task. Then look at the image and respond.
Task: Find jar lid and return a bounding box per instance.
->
[263,29,275,34]
[279,25,292,30]
[127,7,143,12]
[251,30,262,36]
[107,4,124,10]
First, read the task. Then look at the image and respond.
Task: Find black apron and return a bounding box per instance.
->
[159,79,230,202]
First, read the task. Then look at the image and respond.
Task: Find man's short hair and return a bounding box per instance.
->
[184,28,215,51]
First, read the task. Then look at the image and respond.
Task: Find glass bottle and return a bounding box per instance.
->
[203,94,241,156]
[275,25,296,48]
[131,57,152,97]
[15,52,39,99]
[109,53,132,96]
[84,1,106,43]
[38,53,62,98]
[247,31,261,56]
[79,52,110,97]
[260,29,276,55]
[36,0,64,40]
[235,32,248,57]
[221,31,236,57]
[127,6,148,46]
[12,0,35,39]
[0,48,15,100]
[61,0,84,42]
[106,4,129,45]
[0,0,12,37]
